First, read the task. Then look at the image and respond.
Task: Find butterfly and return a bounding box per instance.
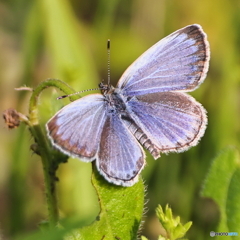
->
[46,24,210,187]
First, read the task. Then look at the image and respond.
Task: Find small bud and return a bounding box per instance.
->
[3,108,30,129]
[155,204,192,240]
[30,143,41,156]
[3,108,21,129]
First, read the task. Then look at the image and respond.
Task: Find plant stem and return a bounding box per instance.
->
[31,124,59,226]
[28,79,77,227]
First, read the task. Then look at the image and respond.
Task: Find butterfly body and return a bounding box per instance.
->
[46,24,210,186]
[103,87,127,114]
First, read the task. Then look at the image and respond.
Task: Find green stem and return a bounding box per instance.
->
[28,78,77,227]
[30,124,59,227]
[29,78,78,125]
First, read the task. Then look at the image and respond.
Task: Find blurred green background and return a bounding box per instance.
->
[0,0,240,239]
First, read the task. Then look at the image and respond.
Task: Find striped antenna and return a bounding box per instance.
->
[57,40,111,100]
[57,87,100,100]
[107,39,111,85]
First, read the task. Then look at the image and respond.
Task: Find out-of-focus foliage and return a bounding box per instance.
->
[0,0,240,239]
[201,147,240,237]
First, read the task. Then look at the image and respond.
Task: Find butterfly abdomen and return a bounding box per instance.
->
[121,115,160,159]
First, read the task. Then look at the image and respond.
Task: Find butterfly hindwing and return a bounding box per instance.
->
[97,113,145,186]
[125,91,207,157]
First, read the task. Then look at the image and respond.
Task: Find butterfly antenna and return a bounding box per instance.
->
[58,40,111,100]
[57,87,100,100]
[107,39,111,86]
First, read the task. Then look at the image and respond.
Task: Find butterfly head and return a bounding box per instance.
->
[99,82,115,95]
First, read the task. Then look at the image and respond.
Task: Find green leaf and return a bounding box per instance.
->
[201,146,240,234]
[16,164,145,240]
[226,168,240,231]
[68,163,145,240]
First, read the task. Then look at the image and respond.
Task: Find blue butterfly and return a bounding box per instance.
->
[46,24,210,186]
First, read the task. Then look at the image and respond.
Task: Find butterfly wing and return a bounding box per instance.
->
[46,94,107,161]
[125,91,207,159]
[117,24,210,96]
[97,113,145,186]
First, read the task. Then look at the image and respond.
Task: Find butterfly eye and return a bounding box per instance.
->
[126,96,132,102]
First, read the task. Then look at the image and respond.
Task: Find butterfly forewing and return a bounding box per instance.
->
[117,24,210,96]
[125,91,207,156]
[47,94,107,161]
[97,113,145,186]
